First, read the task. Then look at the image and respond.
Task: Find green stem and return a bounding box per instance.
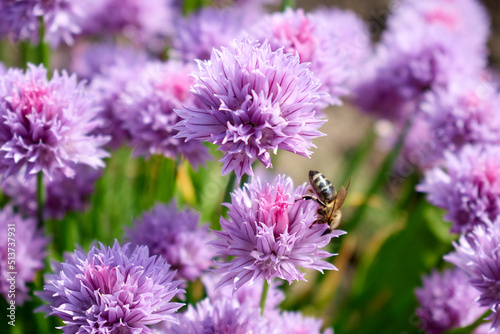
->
[183,0,202,15]
[239,173,249,188]
[281,0,296,10]
[346,116,413,232]
[444,310,490,334]
[37,17,50,69]
[259,280,270,315]
[36,172,45,229]
[222,172,237,206]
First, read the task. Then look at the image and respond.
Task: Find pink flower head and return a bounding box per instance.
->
[37,241,184,333]
[175,38,326,179]
[418,145,500,234]
[0,63,109,181]
[211,175,345,291]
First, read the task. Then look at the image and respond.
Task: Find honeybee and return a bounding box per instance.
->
[302,170,350,233]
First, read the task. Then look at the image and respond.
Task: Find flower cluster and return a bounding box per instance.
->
[211,174,345,291]
[37,241,184,333]
[175,38,326,179]
[126,201,216,282]
[0,206,48,305]
[0,63,109,181]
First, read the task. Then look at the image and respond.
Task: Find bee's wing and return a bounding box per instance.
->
[333,178,351,211]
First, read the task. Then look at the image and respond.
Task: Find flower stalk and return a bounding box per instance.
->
[36,172,45,228]
[260,280,270,315]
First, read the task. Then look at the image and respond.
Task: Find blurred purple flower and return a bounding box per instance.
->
[418,145,500,234]
[0,0,84,47]
[271,311,334,334]
[352,0,488,122]
[309,6,371,89]
[201,272,285,311]
[247,7,369,105]
[88,48,149,148]
[126,201,216,282]
[171,6,256,62]
[161,297,270,334]
[37,241,184,333]
[445,220,500,332]
[0,63,109,181]
[388,0,490,57]
[211,175,345,291]
[70,42,147,81]
[415,268,486,334]
[175,38,326,179]
[2,163,102,220]
[78,0,176,49]
[0,206,48,305]
[0,1,39,42]
[375,70,500,170]
[118,60,210,167]
[421,76,500,159]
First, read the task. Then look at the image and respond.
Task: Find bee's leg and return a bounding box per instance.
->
[301,195,326,207]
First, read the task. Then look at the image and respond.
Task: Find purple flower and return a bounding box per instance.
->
[247,7,369,105]
[161,298,270,334]
[418,75,500,164]
[388,0,490,57]
[417,145,500,234]
[0,206,48,305]
[271,311,334,334]
[118,60,210,167]
[352,0,488,122]
[126,201,216,282]
[201,272,285,311]
[0,63,109,181]
[171,6,256,62]
[415,268,486,334]
[0,0,84,47]
[210,175,345,291]
[309,6,371,89]
[2,163,102,220]
[445,220,500,332]
[88,48,149,148]
[70,42,148,81]
[175,38,326,179]
[0,1,39,42]
[78,0,176,48]
[37,241,184,333]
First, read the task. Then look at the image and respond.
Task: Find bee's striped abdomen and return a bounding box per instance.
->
[309,170,335,202]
